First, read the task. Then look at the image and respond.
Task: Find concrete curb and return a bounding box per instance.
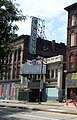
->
[0,103,77,115]
[0,100,77,115]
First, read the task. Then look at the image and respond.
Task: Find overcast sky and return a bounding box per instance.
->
[15,0,77,44]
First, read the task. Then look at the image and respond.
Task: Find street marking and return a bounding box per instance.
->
[47,109,65,112]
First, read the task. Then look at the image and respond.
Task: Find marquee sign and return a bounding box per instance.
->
[22,64,46,74]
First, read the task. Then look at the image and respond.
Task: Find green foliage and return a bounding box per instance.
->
[0,0,26,76]
[0,0,26,74]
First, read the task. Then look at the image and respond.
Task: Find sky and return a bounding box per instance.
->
[14,0,77,44]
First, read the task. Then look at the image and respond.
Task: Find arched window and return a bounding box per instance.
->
[13,68,15,79]
[71,14,75,26]
[9,53,12,63]
[18,47,21,61]
[17,67,20,78]
[70,32,75,46]
[69,54,74,70]
[47,70,50,79]
[14,50,17,62]
[8,69,11,79]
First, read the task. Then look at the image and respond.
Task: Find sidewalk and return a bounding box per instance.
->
[0,99,77,115]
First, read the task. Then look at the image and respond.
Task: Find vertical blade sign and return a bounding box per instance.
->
[29,17,38,55]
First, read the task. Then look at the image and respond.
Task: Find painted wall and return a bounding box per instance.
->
[0,83,19,100]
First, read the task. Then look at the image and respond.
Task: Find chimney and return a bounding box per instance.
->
[52,40,55,52]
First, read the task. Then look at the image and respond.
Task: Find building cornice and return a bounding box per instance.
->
[64,2,77,11]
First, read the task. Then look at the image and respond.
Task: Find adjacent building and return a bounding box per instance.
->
[45,55,66,101]
[64,2,77,100]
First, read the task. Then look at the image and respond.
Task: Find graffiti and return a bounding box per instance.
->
[66,73,77,86]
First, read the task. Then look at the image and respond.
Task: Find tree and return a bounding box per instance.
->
[0,0,26,75]
[0,0,26,57]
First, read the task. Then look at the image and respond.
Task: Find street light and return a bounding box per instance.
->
[64,70,67,101]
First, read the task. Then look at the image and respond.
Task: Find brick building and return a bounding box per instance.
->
[64,2,77,100]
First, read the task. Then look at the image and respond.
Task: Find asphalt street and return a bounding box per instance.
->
[0,100,77,115]
[0,107,77,120]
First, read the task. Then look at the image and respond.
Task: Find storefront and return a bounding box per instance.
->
[66,73,77,100]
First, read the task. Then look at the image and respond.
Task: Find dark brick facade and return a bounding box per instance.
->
[17,35,66,62]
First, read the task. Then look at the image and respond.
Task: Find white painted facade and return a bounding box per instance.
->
[46,55,64,101]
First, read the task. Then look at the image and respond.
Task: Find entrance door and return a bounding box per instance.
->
[67,88,77,100]
[29,89,42,102]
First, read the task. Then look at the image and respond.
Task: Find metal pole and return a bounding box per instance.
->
[41,57,43,80]
[39,88,41,104]
[39,57,43,104]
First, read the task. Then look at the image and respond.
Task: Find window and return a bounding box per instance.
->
[70,33,75,46]
[47,70,50,78]
[13,68,16,79]
[55,69,58,78]
[38,74,40,80]
[75,55,77,70]
[8,70,11,79]
[18,48,21,61]
[70,62,74,70]
[71,15,75,26]
[17,67,20,78]
[14,50,17,62]
[76,62,77,70]
[5,72,7,80]
[69,55,74,70]
[51,70,54,78]
[9,53,12,63]
[6,55,8,63]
